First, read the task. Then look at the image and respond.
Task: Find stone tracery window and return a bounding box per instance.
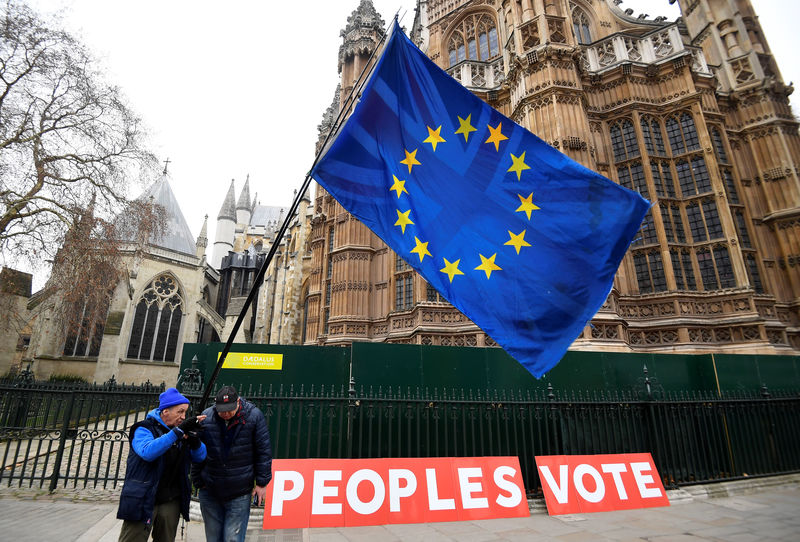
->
[722,169,740,204]
[711,127,729,163]
[641,117,666,156]
[633,251,666,293]
[744,253,764,293]
[571,4,592,45]
[632,210,658,247]
[126,274,184,362]
[665,112,700,155]
[670,248,696,290]
[651,161,676,198]
[395,256,414,311]
[686,199,723,242]
[63,296,109,357]
[675,157,712,196]
[617,161,648,197]
[610,120,639,162]
[447,13,499,67]
[696,246,735,290]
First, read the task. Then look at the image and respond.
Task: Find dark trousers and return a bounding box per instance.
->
[118,499,181,542]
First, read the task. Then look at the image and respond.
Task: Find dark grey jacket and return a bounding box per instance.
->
[191,398,272,502]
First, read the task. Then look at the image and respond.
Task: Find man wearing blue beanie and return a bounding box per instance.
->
[117,387,207,542]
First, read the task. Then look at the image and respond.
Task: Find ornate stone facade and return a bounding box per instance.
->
[304,0,800,355]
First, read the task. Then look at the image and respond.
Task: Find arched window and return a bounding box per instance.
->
[617,162,648,197]
[572,5,592,44]
[127,274,184,362]
[696,246,735,290]
[711,127,728,163]
[640,117,666,156]
[670,248,696,290]
[650,161,676,198]
[744,253,764,293]
[733,209,752,248]
[675,157,712,196]
[665,112,700,155]
[63,295,109,357]
[660,202,687,243]
[632,210,658,246]
[609,120,639,162]
[685,199,723,242]
[633,251,666,293]
[447,13,500,67]
[722,169,739,204]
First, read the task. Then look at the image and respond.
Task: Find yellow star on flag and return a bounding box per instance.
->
[484,123,508,151]
[508,151,531,180]
[515,192,540,219]
[400,149,421,173]
[423,125,446,152]
[474,253,502,279]
[440,258,464,283]
[504,230,532,254]
[389,175,408,198]
[454,114,477,142]
[394,209,414,233]
[410,236,431,262]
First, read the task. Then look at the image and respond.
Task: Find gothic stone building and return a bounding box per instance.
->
[24,175,223,384]
[304,0,800,355]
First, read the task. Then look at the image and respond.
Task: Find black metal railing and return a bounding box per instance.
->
[188,382,800,496]
[1,377,798,495]
[0,378,163,491]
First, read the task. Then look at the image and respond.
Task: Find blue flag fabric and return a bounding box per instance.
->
[311,23,650,378]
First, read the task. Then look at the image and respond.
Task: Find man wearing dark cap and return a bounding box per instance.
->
[192,386,272,542]
[117,387,206,542]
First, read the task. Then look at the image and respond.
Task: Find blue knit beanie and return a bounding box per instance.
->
[159,387,189,410]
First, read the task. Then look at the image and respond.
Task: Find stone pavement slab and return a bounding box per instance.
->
[0,474,798,541]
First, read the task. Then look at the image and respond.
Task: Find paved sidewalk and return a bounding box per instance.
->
[0,475,798,541]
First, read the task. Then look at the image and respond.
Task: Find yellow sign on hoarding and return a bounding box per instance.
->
[219,352,283,370]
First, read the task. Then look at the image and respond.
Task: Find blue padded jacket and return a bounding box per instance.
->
[117,408,206,523]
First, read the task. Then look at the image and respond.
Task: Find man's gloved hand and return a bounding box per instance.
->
[186,427,204,449]
[178,415,202,434]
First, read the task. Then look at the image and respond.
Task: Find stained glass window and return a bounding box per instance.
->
[126,274,184,362]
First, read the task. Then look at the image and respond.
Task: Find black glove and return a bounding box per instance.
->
[186,428,204,449]
[178,415,202,434]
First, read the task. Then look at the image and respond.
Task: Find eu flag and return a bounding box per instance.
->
[311,22,650,378]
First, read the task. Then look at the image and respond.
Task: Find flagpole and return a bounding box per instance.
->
[197,15,399,409]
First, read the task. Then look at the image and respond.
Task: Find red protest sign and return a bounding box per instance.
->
[262,456,529,529]
[535,453,669,515]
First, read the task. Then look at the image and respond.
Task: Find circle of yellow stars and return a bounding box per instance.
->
[390,113,541,283]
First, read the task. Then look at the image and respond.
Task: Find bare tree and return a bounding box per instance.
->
[0,1,156,268]
[46,197,167,357]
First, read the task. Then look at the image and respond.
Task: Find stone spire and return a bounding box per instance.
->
[236,174,252,226]
[196,214,208,260]
[212,179,237,269]
[217,179,236,221]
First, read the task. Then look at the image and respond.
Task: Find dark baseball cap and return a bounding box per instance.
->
[215,386,239,413]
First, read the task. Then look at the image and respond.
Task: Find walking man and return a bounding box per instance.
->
[193,385,272,542]
[117,387,206,542]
